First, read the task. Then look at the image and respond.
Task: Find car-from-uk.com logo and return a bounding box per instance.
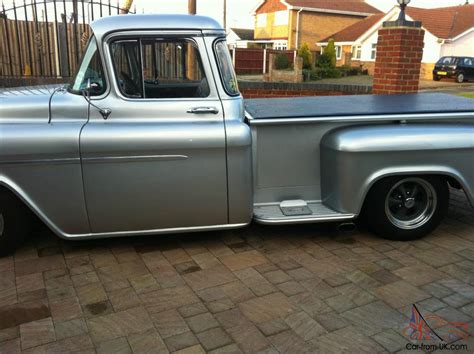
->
[402,304,471,351]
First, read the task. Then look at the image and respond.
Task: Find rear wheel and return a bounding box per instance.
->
[0,193,30,257]
[456,73,465,83]
[366,176,449,241]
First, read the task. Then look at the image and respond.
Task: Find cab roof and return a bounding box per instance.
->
[91,14,224,42]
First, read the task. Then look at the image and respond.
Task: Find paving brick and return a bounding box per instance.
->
[443,293,471,308]
[87,307,154,343]
[208,343,242,354]
[393,264,446,286]
[374,281,430,308]
[178,302,208,318]
[239,293,295,324]
[314,312,350,332]
[76,283,108,306]
[164,331,199,353]
[140,286,199,314]
[284,311,326,340]
[220,250,268,271]
[127,329,168,354]
[108,287,141,312]
[257,319,289,336]
[277,281,306,297]
[341,301,407,336]
[371,329,409,352]
[312,326,384,353]
[183,266,236,291]
[20,317,56,350]
[196,327,232,351]
[152,309,189,339]
[227,324,270,353]
[268,329,315,353]
[186,313,219,333]
[97,337,132,354]
[174,344,206,354]
[55,318,88,340]
[233,268,276,296]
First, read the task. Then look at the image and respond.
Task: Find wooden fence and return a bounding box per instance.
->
[0,0,132,79]
[232,48,320,75]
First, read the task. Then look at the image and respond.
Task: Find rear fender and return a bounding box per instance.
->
[320,124,474,214]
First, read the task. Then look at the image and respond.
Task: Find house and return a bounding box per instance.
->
[317,4,474,79]
[252,0,381,50]
[227,28,255,48]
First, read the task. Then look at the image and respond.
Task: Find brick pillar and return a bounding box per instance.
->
[373,27,425,94]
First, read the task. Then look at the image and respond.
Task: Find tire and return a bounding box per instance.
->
[0,192,30,257]
[456,73,465,83]
[433,76,441,81]
[366,176,449,241]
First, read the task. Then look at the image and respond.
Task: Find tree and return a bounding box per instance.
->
[297,42,313,69]
[325,39,337,68]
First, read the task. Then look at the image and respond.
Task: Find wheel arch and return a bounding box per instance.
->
[358,167,471,215]
[0,176,62,237]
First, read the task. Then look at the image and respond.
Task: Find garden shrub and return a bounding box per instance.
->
[297,43,313,70]
[274,54,290,70]
[315,53,332,68]
[324,39,337,68]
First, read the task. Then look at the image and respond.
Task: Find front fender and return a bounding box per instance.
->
[320,123,474,214]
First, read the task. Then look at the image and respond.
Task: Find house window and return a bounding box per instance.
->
[371,43,377,60]
[335,46,342,60]
[320,45,342,60]
[274,11,288,26]
[352,45,361,60]
[273,40,288,50]
[256,14,267,28]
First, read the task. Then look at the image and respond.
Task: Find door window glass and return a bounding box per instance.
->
[110,38,209,99]
[110,39,142,98]
[141,40,209,98]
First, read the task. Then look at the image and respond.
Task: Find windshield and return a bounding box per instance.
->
[436,57,458,65]
[70,36,106,95]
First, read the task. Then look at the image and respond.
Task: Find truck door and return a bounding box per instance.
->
[80,34,228,234]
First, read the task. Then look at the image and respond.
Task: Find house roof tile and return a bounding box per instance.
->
[320,13,384,42]
[320,4,474,43]
[407,4,474,39]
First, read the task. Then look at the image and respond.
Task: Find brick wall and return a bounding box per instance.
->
[373,27,425,94]
[241,88,345,98]
[239,81,371,98]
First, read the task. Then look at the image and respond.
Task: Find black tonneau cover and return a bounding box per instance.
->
[244,93,474,120]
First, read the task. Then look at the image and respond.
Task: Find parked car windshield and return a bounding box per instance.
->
[436,57,458,65]
[70,37,106,95]
[214,40,239,96]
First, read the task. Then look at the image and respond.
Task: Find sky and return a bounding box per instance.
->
[2,0,471,29]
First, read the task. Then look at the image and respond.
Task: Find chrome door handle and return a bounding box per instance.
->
[187,107,219,114]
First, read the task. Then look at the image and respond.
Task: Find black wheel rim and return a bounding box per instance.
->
[384,178,437,230]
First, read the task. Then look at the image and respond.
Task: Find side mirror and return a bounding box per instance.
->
[85,78,102,95]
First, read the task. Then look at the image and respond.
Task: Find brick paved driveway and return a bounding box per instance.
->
[0,189,473,353]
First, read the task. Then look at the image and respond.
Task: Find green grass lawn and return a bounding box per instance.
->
[459,92,474,99]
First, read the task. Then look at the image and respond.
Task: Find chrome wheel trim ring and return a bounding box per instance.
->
[458,74,464,82]
[384,178,437,230]
[0,214,4,237]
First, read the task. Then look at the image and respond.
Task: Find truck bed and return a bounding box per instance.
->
[245,93,474,120]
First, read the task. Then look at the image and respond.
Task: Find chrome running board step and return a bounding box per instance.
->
[253,200,355,225]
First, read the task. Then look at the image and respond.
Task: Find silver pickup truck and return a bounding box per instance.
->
[1,14,474,255]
